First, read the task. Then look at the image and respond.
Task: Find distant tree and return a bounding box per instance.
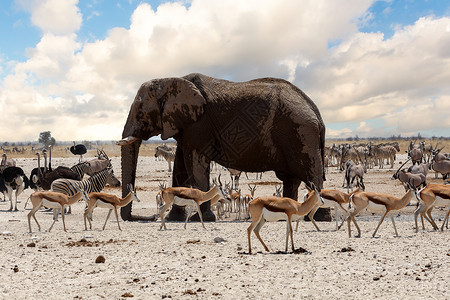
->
[39,131,56,148]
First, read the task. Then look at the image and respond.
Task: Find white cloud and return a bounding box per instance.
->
[299,16,450,137]
[326,127,354,139]
[17,0,82,34]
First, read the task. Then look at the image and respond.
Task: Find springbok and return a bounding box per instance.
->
[28,190,89,232]
[297,187,360,232]
[413,184,450,232]
[347,182,416,238]
[84,184,141,231]
[159,184,227,230]
[155,181,167,209]
[247,185,323,254]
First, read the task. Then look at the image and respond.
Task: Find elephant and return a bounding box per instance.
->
[117,73,326,221]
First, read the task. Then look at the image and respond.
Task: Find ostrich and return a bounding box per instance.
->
[70,142,87,162]
[35,152,81,191]
[1,153,16,172]
[0,159,29,210]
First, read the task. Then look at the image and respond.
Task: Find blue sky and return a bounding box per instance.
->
[0,0,449,142]
[360,0,450,37]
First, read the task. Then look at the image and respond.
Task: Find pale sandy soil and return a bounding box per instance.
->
[0,154,449,299]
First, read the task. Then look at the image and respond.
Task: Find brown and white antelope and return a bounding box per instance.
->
[413,184,450,232]
[247,185,323,254]
[27,190,89,232]
[84,184,141,231]
[297,187,360,232]
[273,185,283,197]
[347,182,416,238]
[227,168,242,190]
[159,184,227,230]
[242,184,257,219]
[155,181,167,209]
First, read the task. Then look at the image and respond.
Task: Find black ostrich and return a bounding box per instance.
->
[70,142,87,162]
[0,166,29,211]
[35,152,81,191]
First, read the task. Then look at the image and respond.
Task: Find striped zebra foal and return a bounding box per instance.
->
[50,167,121,213]
[154,145,175,172]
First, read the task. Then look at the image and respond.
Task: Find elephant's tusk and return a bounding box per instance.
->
[116,136,139,146]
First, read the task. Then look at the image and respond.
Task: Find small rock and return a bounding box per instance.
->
[183,290,197,295]
[95,255,105,263]
[12,265,19,273]
[293,247,311,255]
[186,239,200,244]
[214,237,226,243]
[122,292,134,298]
[27,242,36,248]
[339,247,354,253]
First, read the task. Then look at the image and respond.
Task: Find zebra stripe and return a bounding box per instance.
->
[70,162,91,179]
[50,167,119,196]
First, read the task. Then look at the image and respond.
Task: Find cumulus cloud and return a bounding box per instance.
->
[298,16,450,137]
[0,0,449,142]
[16,0,82,34]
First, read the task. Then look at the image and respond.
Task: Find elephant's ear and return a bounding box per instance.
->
[160,78,206,139]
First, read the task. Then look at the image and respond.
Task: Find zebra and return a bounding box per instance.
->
[51,167,120,196]
[154,145,175,172]
[50,167,121,213]
[70,161,93,180]
[372,144,397,169]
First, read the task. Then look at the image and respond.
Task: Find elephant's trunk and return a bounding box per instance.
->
[120,139,141,221]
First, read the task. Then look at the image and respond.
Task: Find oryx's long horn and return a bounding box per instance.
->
[392,158,411,179]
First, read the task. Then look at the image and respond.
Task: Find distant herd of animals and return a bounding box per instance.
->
[0,138,449,253]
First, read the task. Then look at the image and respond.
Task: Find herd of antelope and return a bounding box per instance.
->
[1,139,449,255]
[152,139,449,253]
